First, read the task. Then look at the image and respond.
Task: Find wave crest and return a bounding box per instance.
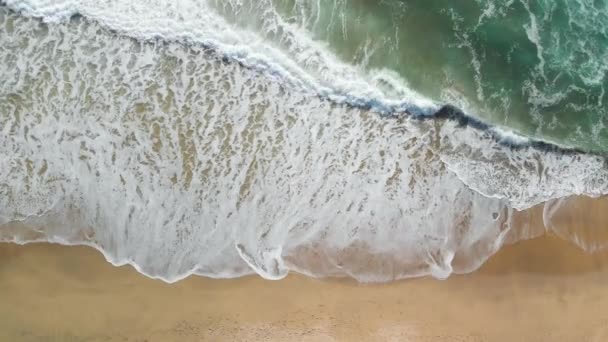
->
[1,4,607,282]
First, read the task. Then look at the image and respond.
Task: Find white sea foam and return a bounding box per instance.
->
[3,0,438,115]
[1,3,608,282]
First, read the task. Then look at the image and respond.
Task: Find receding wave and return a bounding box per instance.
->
[1,1,608,282]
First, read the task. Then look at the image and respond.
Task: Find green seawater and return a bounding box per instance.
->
[215,0,608,152]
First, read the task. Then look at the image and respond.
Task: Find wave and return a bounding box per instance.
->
[3,0,438,114]
[1,2,608,282]
[6,1,605,152]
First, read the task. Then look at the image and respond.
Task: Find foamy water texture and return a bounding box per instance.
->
[1,1,608,282]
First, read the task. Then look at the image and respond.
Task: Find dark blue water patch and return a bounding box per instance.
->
[422,105,596,156]
[346,99,602,157]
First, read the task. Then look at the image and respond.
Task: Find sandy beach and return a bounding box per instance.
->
[4,2,608,341]
[1,197,608,341]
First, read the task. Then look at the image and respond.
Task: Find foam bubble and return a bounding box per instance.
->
[1,5,608,283]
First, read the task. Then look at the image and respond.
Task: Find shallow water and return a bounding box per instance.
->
[200,0,608,151]
[1,2,608,282]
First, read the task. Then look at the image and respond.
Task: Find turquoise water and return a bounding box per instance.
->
[214,0,608,152]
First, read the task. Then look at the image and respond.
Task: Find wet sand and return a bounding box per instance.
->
[2,197,608,341]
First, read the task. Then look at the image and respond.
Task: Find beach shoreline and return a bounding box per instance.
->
[2,227,608,341]
[2,196,608,341]
[3,2,608,341]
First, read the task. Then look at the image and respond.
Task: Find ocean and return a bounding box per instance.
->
[1,0,607,282]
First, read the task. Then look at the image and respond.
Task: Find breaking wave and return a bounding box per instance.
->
[1,1,607,282]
